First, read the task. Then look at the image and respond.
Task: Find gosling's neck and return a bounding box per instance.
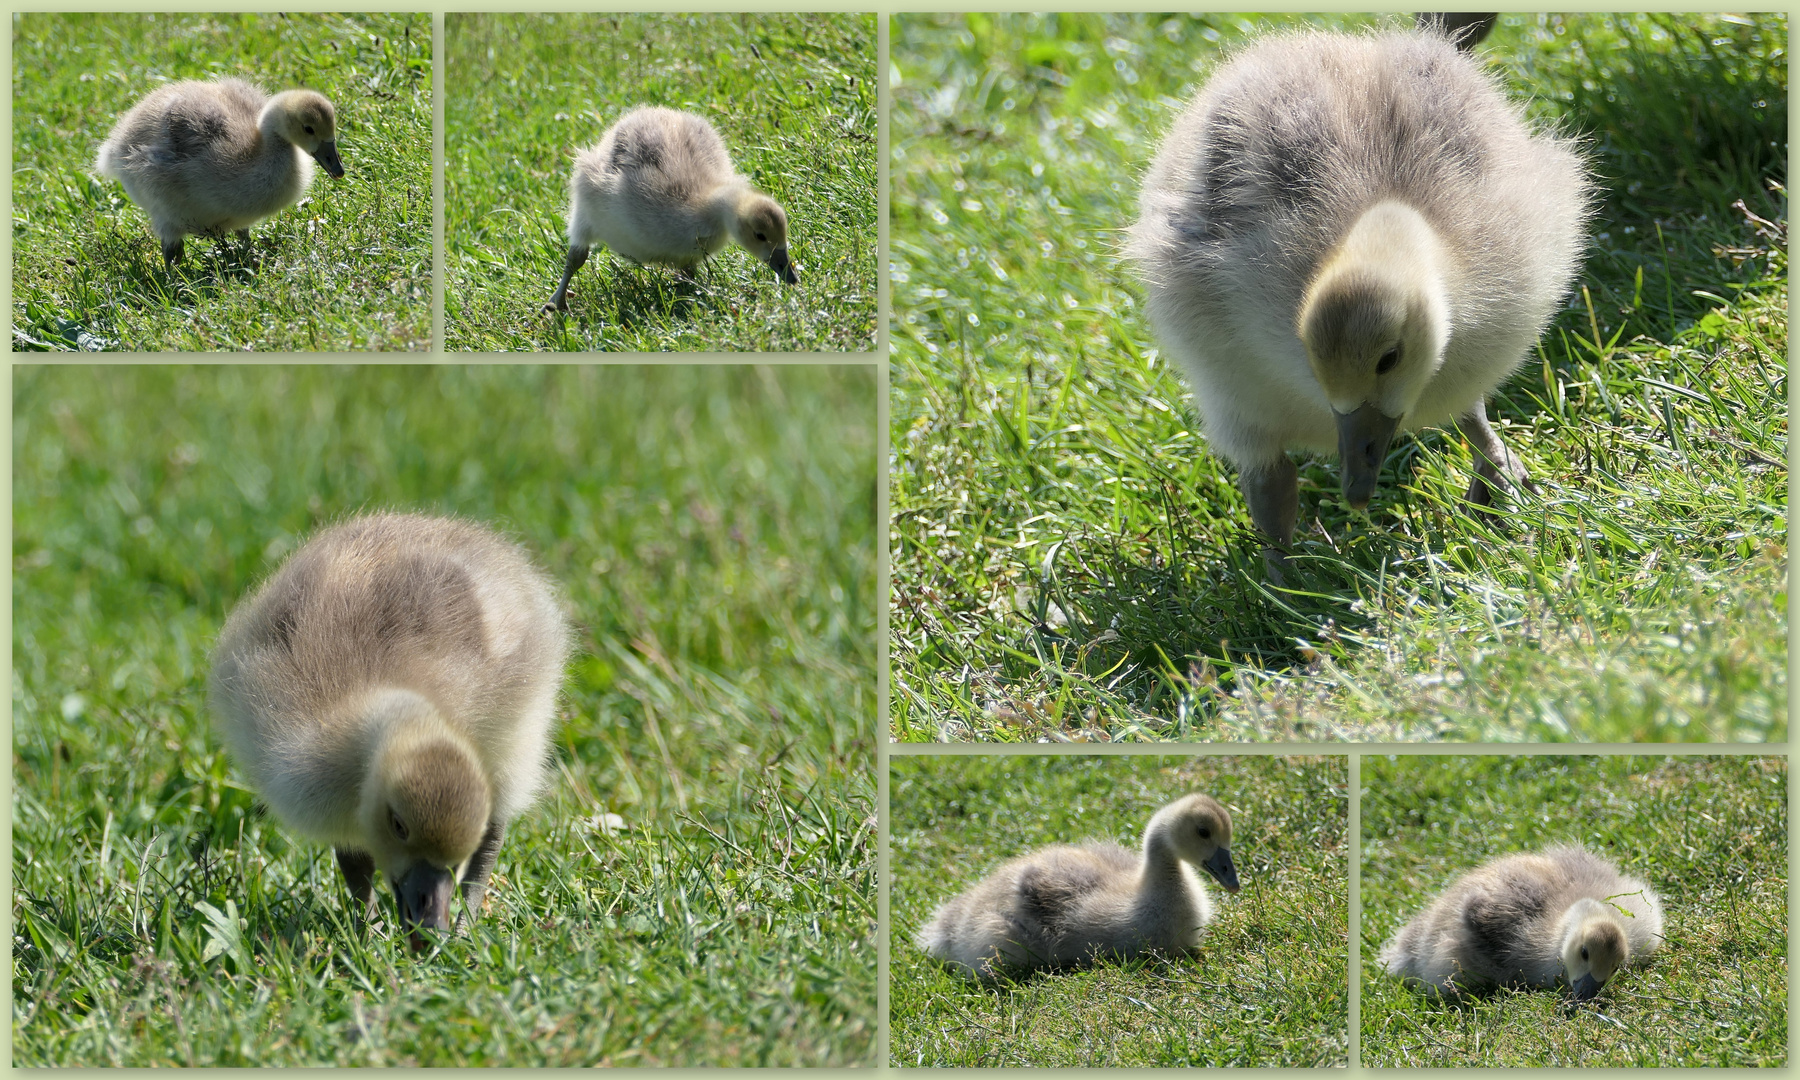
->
[1139,818,1190,885]
[703,177,760,240]
[256,100,290,150]
[356,689,478,801]
[1307,201,1452,337]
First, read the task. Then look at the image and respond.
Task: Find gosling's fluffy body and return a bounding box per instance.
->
[1129,29,1590,572]
[95,78,345,264]
[916,794,1241,979]
[1378,845,1664,999]
[209,513,569,938]
[545,106,798,312]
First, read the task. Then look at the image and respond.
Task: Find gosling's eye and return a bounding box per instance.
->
[755,232,768,242]
[389,809,409,841]
[1580,947,1589,961]
[304,125,316,135]
[1376,347,1400,375]
[1198,827,1211,839]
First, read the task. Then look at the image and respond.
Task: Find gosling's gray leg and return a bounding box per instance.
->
[1240,456,1299,584]
[455,820,506,932]
[543,245,589,313]
[335,847,380,921]
[160,237,184,265]
[1456,399,1532,509]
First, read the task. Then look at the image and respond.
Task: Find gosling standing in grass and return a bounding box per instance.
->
[544,106,800,313]
[1379,846,1664,1000]
[95,78,346,265]
[917,794,1241,979]
[209,513,570,945]
[1129,29,1591,578]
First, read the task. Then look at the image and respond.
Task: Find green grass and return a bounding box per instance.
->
[445,13,878,353]
[12,13,432,352]
[889,753,1348,1066]
[12,365,876,1065]
[889,13,1787,742]
[1361,755,1787,1066]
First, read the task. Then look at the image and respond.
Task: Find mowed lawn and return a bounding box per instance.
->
[12,13,432,352]
[445,13,878,352]
[1360,755,1787,1067]
[889,13,1787,742]
[889,754,1348,1067]
[12,365,877,1065]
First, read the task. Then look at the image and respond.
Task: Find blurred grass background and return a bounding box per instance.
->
[446,13,878,352]
[889,13,1787,742]
[12,13,432,351]
[12,364,876,1065]
[889,753,1348,1066]
[1361,754,1787,1066]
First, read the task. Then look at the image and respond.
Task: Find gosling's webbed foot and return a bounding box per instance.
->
[1457,400,1535,511]
[1261,546,1291,588]
[544,245,589,316]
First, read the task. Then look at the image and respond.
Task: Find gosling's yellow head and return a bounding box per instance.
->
[1156,793,1239,893]
[735,193,798,284]
[359,699,490,943]
[269,89,345,179]
[1559,899,1630,1001]
[1297,201,1450,509]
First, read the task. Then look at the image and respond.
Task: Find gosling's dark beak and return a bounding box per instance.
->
[1204,847,1240,893]
[1334,404,1403,510]
[397,863,456,949]
[1570,973,1602,1001]
[312,140,345,180]
[770,246,799,285]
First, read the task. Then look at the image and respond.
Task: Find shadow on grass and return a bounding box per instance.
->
[1545,14,1787,223]
[921,947,1210,994]
[21,224,326,351]
[546,259,757,345]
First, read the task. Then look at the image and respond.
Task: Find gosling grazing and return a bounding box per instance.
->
[1129,29,1590,578]
[544,106,799,313]
[209,513,570,945]
[95,78,346,265]
[916,794,1241,979]
[1378,846,1664,1000]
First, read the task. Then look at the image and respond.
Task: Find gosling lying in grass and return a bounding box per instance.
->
[545,106,800,313]
[1379,845,1664,1000]
[95,78,345,265]
[209,513,570,946]
[1129,29,1590,579]
[917,794,1241,978]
